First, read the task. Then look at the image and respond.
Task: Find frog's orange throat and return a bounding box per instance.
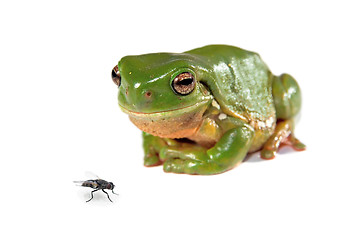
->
[119,101,210,139]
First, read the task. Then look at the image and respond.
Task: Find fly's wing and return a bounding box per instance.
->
[85,171,100,179]
[73,181,85,186]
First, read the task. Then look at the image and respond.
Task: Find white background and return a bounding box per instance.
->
[1,0,350,239]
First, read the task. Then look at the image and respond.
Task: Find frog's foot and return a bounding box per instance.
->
[142,132,179,167]
[160,145,229,175]
[160,146,214,174]
[143,141,199,167]
[260,120,306,160]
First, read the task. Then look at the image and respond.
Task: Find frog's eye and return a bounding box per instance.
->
[111,66,121,87]
[172,72,195,95]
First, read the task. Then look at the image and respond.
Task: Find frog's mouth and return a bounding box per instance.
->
[119,100,211,138]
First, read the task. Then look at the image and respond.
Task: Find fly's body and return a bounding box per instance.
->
[75,178,118,202]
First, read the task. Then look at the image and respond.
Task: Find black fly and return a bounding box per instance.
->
[74,173,118,202]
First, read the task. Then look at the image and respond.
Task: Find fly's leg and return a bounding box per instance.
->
[260,119,306,160]
[112,190,119,195]
[102,189,113,202]
[86,189,99,202]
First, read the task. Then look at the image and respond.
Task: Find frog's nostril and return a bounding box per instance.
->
[144,91,152,99]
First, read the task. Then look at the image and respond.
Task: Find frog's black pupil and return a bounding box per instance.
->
[111,69,117,78]
[179,78,193,85]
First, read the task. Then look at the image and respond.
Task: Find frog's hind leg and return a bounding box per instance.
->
[260,120,305,159]
[261,74,306,159]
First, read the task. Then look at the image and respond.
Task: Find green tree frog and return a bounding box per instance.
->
[111,45,305,175]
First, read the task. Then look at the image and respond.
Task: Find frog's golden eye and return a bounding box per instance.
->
[172,72,195,95]
[111,66,121,87]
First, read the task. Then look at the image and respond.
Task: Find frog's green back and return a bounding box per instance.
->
[186,45,276,124]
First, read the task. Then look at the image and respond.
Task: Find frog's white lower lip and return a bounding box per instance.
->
[119,99,211,118]
[119,99,212,138]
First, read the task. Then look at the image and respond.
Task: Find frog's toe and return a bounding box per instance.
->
[288,136,306,151]
[159,146,185,161]
[293,142,306,151]
[163,159,206,174]
[260,149,276,160]
[144,154,162,167]
[159,147,170,160]
[163,159,186,173]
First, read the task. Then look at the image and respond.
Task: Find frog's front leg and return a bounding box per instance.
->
[161,126,254,175]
